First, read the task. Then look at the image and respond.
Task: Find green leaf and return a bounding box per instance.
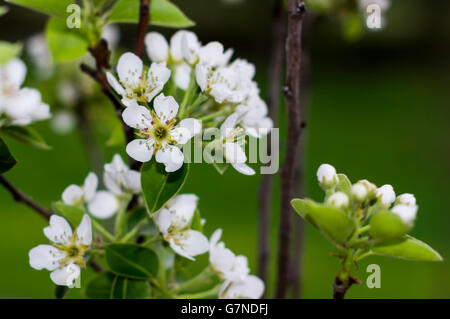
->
[370,211,410,240]
[85,272,151,299]
[7,0,73,18]
[105,243,159,279]
[53,202,84,226]
[46,17,88,62]
[0,137,17,174]
[291,198,355,245]
[108,0,194,27]
[0,41,22,64]
[54,285,69,299]
[371,235,443,262]
[0,6,9,16]
[106,122,125,147]
[336,173,352,195]
[1,126,50,149]
[190,209,203,232]
[141,161,189,214]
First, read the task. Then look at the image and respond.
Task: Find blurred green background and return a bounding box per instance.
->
[0,0,449,298]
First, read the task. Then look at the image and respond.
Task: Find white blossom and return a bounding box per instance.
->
[327,192,349,209]
[220,275,264,299]
[104,154,141,195]
[153,194,209,260]
[29,214,92,286]
[391,204,418,226]
[351,183,368,201]
[317,164,338,186]
[235,93,273,138]
[50,110,77,135]
[106,52,170,106]
[122,94,200,172]
[376,184,396,206]
[396,193,416,206]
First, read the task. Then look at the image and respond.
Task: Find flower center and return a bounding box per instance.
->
[153,125,168,141]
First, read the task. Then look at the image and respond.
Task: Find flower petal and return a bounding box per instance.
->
[87,191,119,219]
[126,139,155,162]
[210,228,223,248]
[104,171,123,195]
[29,245,63,271]
[83,172,98,202]
[62,184,84,205]
[122,103,152,129]
[44,215,73,244]
[145,32,169,62]
[155,145,184,172]
[76,214,92,245]
[3,58,27,88]
[50,264,80,287]
[146,62,171,101]
[123,170,141,193]
[153,208,171,236]
[220,113,240,138]
[117,52,143,88]
[169,230,209,260]
[153,93,179,122]
[174,62,191,90]
[167,194,198,229]
[195,64,209,91]
[106,72,125,95]
[231,163,255,176]
[224,142,246,164]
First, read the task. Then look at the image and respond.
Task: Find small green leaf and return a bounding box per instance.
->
[371,235,443,262]
[106,122,125,147]
[370,211,410,240]
[1,126,50,150]
[108,0,194,27]
[0,137,17,174]
[46,17,88,62]
[336,173,352,195]
[85,272,151,299]
[105,243,159,279]
[141,161,189,214]
[0,41,22,64]
[54,285,69,299]
[291,198,355,245]
[190,209,203,232]
[7,0,73,18]
[53,202,84,226]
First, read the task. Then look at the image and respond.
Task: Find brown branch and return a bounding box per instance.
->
[135,0,150,59]
[0,176,52,220]
[275,0,306,299]
[258,0,285,294]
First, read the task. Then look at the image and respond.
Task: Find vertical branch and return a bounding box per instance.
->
[258,0,285,293]
[135,0,151,59]
[275,0,306,299]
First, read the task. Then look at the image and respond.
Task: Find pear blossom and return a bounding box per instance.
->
[391,204,418,226]
[122,94,201,172]
[145,30,201,90]
[376,184,396,206]
[62,172,118,219]
[235,93,273,138]
[327,192,349,209]
[218,112,255,175]
[29,214,92,286]
[104,154,141,195]
[220,275,264,299]
[396,193,416,206]
[106,52,170,106]
[351,183,368,201]
[153,194,209,260]
[317,163,338,186]
[0,58,51,126]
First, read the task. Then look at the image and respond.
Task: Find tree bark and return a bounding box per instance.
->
[135,0,150,59]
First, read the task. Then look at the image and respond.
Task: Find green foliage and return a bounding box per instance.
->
[190,210,203,232]
[0,41,22,64]
[370,211,410,240]
[106,122,126,147]
[0,6,8,16]
[7,0,73,18]
[140,161,189,214]
[54,285,69,299]
[53,202,84,226]
[0,137,17,174]
[85,272,151,299]
[105,243,159,279]
[291,198,355,245]
[335,173,352,194]
[1,126,50,150]
[371,235,443,262]
[46,17,89,63]
[108,0,194,27]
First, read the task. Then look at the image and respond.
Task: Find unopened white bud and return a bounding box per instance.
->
[351,183,368,201]
[391,204,418,226]
[145,32,169,62]
[317,163,338,187]
[396,193,416,206]
[358,179,377,195]
[375,184,396,206]
[327,192,349,209]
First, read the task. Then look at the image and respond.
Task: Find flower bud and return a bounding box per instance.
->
[391,204,418,226]
[145,32,169,62]
[351,183,367,201]
[317,163,338,187]
[396,193,416,206]
[327,192,349,209]
[375,184,396,206]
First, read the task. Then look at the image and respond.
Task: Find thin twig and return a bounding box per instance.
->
[275,0,306,299]
[258,0,285,294]
[135,0,150,59]
[0,176,52,220]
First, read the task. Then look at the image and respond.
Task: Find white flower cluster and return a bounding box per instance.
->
[62,154,141,219]
[153,194,264,299]
[0,58,50,126]
[317,163,418,226]
[107,30,273,174]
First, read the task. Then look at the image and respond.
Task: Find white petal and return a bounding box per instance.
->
[104,171,123,195]
[181,31,200,64]
[210,228,223,248]
[76,214,92,245]
[83,172,98,202]
[195,64,208,91]
[153,208,172,235]
[117,52,143,88]
[126,139,155,162]
[145,32,169,62]
[171,126,193,145]
[111,154,128,171]
[169,230,209,260]
[50,264,80,287]
[153,93,179,122]
[62,185,84,205]
[29,245,63,271]
[167,194,198,229]
[146,62,171,102]
[224,142,247,164]
[106,72,125,95]
[4,87,42,120]
[87,191,119,219]
[169,30,186,62]
[122,103,152,129]
[178,118,201,137]
[44,215,73,244]
[30,102,51,121]
[174,62,191,90]
[232,163,255,176]
[220,113,240,138]
[155,146,184,172]
[3,58,27,88]
[123,170,141,193]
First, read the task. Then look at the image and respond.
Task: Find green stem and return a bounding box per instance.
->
[158,245,167,294]
[92,220,115,242]
[115,193,132,240]
[175,284,222,299]
[358,225,370,234]
[197,109,232,122]
[178,72,196,119]
[183,94,208,117]
[170,266,215,295]
[120,219,146,243]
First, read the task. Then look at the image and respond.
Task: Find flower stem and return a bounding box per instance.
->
[175,284,221,299]
[178,72,196,119]
[92,220,115,242]
[115,194,132,240]
[170,266,215,295]
[183,93,209,117]
[197,109,232,122]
